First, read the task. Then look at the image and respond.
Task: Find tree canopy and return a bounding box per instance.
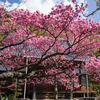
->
[0,0,100,95]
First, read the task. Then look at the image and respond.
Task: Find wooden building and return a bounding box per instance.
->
[24,61,97,99]
[0,56,97,99]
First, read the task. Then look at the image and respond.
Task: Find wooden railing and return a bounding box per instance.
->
[27,84,97,98]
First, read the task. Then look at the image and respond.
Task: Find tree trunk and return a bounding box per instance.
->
[54,75,58,100]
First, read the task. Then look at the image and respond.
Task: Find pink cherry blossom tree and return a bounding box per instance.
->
[0,0,100,99]
[86,56,100,82]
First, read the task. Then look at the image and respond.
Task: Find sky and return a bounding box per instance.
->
[0,0,100,22]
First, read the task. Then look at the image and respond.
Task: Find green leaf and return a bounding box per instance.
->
[0,36,3,42]
[8,95,14,100]
[92,13,95,16]
[5,94,8,100]
[1,97,6,100]
[90,48,100,55]
[81,2,83,5]
[0,94,3,99]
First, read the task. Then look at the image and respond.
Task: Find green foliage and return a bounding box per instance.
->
[8,95,14,100]
[0,94,6,100]
[9,78,23,98]
[5,94,8,100]
[97,83,100,90]
[1,97,6,100]
[0,94,3,99]
[30,27,48,36]
[94,0,100,7]
[29,27,66,38]
[90,48,100,55]
[88,33,100,55]
[0,94,15,100]
[89,75,100,96]
[81,2,83,5]
[92,12,96,16]
[96,83,100,95]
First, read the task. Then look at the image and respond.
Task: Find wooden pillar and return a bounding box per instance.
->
[70,90,73,99]
[54,75,58,100]
[32,84,36,100]
[70,81,73,99]
[79,65,81,85]
[83,93,85,98]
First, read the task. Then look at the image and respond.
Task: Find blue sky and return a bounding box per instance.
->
[0,0,99,22]
[87,0,100,22]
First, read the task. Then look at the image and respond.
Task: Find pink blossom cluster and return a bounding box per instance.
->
[86,56,100,82]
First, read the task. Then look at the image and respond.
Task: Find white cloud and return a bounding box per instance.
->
[76,0,88,17]
[7,3,19,11]
[0,0,88,14]
[76,0,87,6]
[0,0,11,7]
